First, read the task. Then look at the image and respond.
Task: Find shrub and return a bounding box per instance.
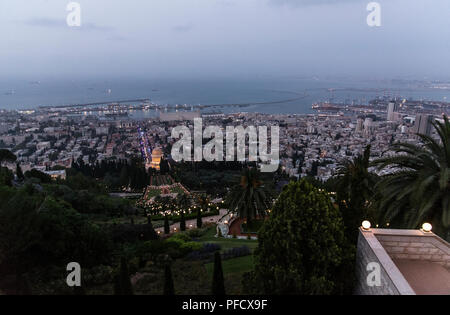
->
[110,223,158,243]
[247,180,354,295]
[170,233,192,242]
[186,228,207,238]
[165,237,185,248]
[180,241,203,252]
[202,243,221,253]
[83,265,115,286]
[184,243,222,261]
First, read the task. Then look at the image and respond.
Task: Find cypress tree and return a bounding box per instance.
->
[164,215,170,234]
[114,257,133,295]
[119,165,129,188]
[212,252,225,296]
[196,209,202,229]
[180,211,186,231]
[16,163,24,180]
[248,180,353,295]
[113,274,121,295]
[146,215,159,240]
[163,264,175,295]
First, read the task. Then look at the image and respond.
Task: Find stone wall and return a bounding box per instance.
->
[354,231,402,295]
[354,228,450,295]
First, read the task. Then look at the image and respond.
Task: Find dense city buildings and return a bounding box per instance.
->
[0,98,448,183]
[387,101,399,122]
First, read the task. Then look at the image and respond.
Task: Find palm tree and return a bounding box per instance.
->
[375,116,450,240]
[334,145,378,241]
[176,193,191,211]
[195,194,210,228]
[226,168,272,225]
[196,194,210,212]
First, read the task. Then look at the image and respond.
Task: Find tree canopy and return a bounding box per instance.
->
[375,115,450,240]
[0,149,16,167]
[245,180,354,295]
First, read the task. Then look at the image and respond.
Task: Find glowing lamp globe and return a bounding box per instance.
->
[422,223,432,233]
[362,220,371,231]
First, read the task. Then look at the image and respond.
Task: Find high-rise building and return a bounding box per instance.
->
[363,118,374,137]
[413,114,433,136]
[306,122,316,134]
[387,102,399,121]
[355,118,364,134]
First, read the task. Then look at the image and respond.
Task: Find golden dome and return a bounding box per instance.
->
[152,148,163,156]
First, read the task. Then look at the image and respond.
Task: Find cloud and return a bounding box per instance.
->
[80,22,115,32]
[106,34,128,42]
[24,17,66,28]
[171,24,194,33]
[267,0,364,7]
[23,17,114,32]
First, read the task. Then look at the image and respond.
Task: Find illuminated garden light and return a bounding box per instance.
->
[422,223,432,233]
[361,220,371,231]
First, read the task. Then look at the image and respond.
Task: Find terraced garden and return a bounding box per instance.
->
[150,175,174,186]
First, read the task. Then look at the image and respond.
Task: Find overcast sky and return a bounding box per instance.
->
[1,0,450,80]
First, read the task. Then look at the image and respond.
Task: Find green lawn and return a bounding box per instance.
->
[204,255,254,276]
[146,188,161,198]
[170,186,185,195]
[204,255,255,294]
[197,227,259,253]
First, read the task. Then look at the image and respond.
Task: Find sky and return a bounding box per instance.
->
[1,0,450,80]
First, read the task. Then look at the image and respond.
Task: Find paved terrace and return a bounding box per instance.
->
[355,227,450,295]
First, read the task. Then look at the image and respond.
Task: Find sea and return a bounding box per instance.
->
[1,77,449,119]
